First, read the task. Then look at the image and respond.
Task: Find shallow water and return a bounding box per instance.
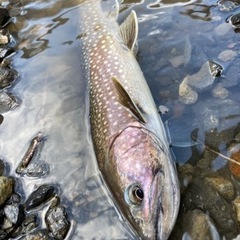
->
[1,0,240,239]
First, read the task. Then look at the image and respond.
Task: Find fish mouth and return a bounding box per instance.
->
[152,163,180,240]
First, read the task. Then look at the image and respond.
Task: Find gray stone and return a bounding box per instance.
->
[218,49,237,62]
[45,205,70,240]
[19,230,53,240]
[204,176,235,200]
[0,176,13,206]
[0,92,19,113]
[214,22,232,36]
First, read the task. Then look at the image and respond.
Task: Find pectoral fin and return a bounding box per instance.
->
[112,77,146,123]
[119,10,138,53]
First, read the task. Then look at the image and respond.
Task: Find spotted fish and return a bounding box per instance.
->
[78,0,180,239]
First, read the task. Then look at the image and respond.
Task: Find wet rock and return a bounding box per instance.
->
[204,176,234,200]
[228,148,240,179]
[16,134,44,174]
[214,22,232,36]
[4,204,19,224]
[0,50,14,64]
[45,205,70,240]
[0,92,19,113]
[218,49,237,61]
[0,29,10,45]
[235,132,240,143]
[25,185,55,211]
[178,163,194,191]
[212,83,229,99]
[233,196,240,223]
[229,12,240,28]
[183,178,238,238]
[0,8,11,28]
[184,209,219,240]
[0,67,18,89]
[20,214,38,235]
[0,176,13,206]
[19,230,53,240]
[26,161,50,178]
[179,77,198,104]
[187,61,217,92]
[208,60,223,78]
[218,0,236,11]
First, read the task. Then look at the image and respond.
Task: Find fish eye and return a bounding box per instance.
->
[124,183,144,206]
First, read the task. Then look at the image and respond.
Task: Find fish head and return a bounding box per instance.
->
[107,122,180,239]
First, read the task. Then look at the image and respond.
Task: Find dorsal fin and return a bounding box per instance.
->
[119,10,138,52]
[112,77,146,123]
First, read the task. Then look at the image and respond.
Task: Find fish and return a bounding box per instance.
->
[78,0,180,239]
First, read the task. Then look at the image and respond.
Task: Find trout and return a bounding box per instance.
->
[78,0,180,239]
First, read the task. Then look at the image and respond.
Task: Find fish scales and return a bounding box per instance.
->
[78,0,180,239]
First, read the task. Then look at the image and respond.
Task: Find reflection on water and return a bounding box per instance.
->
[1,0,240,238]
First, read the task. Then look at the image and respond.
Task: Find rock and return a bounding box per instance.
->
[183,178,238,238]
[218,49,237,61]
[187,61,217,92]
[196,158,211,169]
[233,196,240,223]
[4,204,19,224]
[45,205,70,240]
[204,176,234,200]
[0,8,11,28]
[229,12,240,28]
[0,29,10,45]
[214,22,232,36]
[20,215,38,235]
[0,67,18,89]
[212,84,229,99]
[19,230,53,240]
[179,76,198,104]
[235,132,240,143]
[0,159,4,176]
[184,209,219,240]
[25,185,55,211]
[26,161,50,178]
[0,92,19,113]
[0,176,13,206]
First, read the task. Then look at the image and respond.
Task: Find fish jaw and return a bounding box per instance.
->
[107,122,180,239]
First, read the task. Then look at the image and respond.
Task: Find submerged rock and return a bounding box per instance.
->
[218,49,237,61]
[0,8,11,28]
[204,175,235,200]
[0,67,18,89]
[183,209,219,240]
[0,92,19,113]
[179,77,198,104]
[0,176,13,206]
[19,230,53,240]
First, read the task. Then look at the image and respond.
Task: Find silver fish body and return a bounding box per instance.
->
[78,0,180,239]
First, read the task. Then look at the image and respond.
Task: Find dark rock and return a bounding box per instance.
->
[0,114,3,125]
[25,185,55,211]
[0,176,13,206]
[0,92,20,113]
[0,8,11,28]
[45,205,70,240]
[0,159,4,175]
[0,67,18,89]
[20,214,38,235]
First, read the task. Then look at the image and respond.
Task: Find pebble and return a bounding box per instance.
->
[218,49,237,61]
[187,61,216,91]
[0,67,18,89]
[45,205,70,240]
[204,176,235,200]
[214,22,232,36]
[0,92,19,113]
[0,29,10,45]
[25,185,55,211]
[0,176,13,206]
[212,83,229,99]
[179,76,198,104]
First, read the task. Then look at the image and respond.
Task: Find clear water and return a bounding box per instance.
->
[1,0,240,239]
